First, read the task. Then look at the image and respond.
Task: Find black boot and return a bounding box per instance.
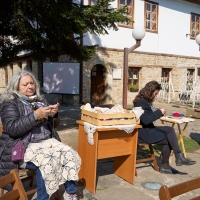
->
[175,153,196,166]
[159,163,172,174]
[159,163,188,175]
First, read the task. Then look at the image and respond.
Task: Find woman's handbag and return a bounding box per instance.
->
[11,133,31,162]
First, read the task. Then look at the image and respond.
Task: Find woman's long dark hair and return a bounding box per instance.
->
[133,81,162,105]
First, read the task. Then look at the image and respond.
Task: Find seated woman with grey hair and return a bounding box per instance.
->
[0,70,81,200]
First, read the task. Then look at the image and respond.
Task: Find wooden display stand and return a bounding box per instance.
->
[81,108,140,126]
[77,120,141,194]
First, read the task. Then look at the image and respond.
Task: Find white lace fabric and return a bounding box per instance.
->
[24,138,81,197]
[83,122,136,145]
[84,122,97,145]
[161,116,195,124]
[130,107,144,120]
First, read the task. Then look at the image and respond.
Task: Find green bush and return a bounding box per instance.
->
[129,84,138,90]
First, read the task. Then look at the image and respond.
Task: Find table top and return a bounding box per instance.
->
[76,120,142,131]
[160,116,195,124]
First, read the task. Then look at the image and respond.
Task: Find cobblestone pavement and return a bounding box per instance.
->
[57,104,81,130]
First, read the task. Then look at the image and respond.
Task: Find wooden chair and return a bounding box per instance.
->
[0,126,3,136]
[136,143,159,176]
[159,177,200,200]
[0,169,29,200]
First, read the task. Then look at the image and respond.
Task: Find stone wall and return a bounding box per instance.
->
[1,49,200,106]
[0,56,81,105]
[82,48,200,106]
[0,61,40,93]
[0,68,6,93]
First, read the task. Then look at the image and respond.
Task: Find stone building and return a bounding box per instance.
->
[1,0,200,107]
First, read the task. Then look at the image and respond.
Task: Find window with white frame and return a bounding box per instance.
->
[145,1,158,33]
[187,69,195,90]
[161,68,171,91]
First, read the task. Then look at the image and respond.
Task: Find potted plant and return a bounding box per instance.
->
[129,84,139,92]
[186,83,193,91]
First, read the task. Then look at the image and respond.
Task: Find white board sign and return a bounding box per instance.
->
[112,68,121,79]
[43,62,80,94]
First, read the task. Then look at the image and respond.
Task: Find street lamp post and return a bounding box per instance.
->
[195,34,200,51]
[123,26,146,109]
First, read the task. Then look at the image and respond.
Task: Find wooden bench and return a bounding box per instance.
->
[159,177,200,199]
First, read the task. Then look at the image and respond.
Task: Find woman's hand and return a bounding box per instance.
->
[49,103,60,117]
[35,106,52,118]
[160,108,166,115]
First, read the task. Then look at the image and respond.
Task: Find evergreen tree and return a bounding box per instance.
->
[0,0,130,67]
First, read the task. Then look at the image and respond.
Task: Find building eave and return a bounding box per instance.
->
[182,0,200,5]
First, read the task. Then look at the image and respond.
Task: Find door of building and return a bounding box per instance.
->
[91,64,106,106]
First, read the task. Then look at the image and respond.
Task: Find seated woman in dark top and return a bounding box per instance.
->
[0,70,81,200]
[133,80,196,174]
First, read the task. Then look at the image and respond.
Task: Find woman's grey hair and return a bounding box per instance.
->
[1,70,42,102]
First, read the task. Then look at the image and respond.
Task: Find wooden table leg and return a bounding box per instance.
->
[177,123,188,158]
[170,122,176,157]
[78,125,98,194]
[0,188,4,197]
[114,129,138,184]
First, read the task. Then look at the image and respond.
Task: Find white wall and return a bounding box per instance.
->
[83,0,200,58]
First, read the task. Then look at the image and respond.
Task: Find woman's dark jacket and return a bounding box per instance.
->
[134,98,168,144]
[0,96,61,176]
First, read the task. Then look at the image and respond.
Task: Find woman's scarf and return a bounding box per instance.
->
[19,94,46,110]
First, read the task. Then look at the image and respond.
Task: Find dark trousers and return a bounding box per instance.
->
[154,126,181,164]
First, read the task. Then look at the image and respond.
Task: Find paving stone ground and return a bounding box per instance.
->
[22,101,200,200]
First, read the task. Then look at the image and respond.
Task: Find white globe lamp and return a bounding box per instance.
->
[132,26,146,41]
[195,34,200,51]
